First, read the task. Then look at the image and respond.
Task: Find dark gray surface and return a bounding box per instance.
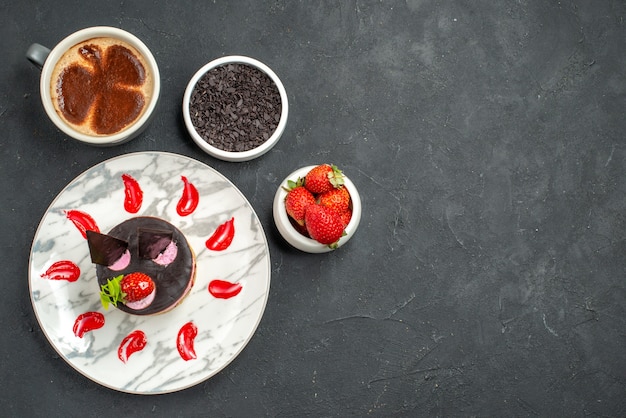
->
[2,1,625,416]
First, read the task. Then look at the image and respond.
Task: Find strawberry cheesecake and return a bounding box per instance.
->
[87,216,196,315]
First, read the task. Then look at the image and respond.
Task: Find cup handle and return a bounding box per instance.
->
[26,43,51,69]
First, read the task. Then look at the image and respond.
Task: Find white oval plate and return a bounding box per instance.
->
[28,152,270,394]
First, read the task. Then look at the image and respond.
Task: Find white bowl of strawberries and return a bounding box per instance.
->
[273,164,361,253]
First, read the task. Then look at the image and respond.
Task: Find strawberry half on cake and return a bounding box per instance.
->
[87,216,196,315]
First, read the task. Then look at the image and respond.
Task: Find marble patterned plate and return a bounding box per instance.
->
[28,152,271,394]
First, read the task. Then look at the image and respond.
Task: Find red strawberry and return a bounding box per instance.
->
[284,180,316,226]
[340,208,352,227]
[288,215,310,238]
[121,273,155,302]
[318,187,351,214]
[100,272,155,309]
[304,204,346,247]
[304,164,344,194]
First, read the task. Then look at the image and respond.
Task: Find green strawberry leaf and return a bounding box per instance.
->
[100,292,111,310]
[328,164,345,188]
[283,177,305,192]
[99,275,125,309]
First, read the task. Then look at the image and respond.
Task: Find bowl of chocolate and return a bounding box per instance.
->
[182,56,288,162]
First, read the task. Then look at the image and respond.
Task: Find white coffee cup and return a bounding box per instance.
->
[27,26,160,146]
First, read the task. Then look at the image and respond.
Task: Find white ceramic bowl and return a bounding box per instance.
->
[273,166,361,253]
[182,56,288,162]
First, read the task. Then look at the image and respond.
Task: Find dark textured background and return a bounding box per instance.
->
[2,1,625,416]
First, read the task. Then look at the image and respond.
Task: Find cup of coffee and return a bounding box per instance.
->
[26,27,160,146]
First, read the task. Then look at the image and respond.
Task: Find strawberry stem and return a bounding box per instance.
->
[328,164,345,188]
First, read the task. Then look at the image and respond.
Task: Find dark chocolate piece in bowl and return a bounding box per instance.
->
[189,63,281,153]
